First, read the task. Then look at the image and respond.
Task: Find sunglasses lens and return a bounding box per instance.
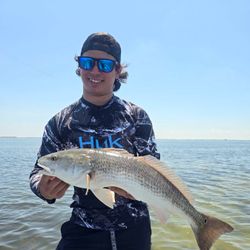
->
[78,57,116,73]
[98,59,115,73]
[78,57,94,70]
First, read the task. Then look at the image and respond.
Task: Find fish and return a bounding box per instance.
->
[37,148,233,250]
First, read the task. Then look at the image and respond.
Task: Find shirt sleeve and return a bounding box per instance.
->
[132,107,160,159]
[29,116,63,204]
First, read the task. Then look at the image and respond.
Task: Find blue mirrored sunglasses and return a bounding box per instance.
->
[77,56,117,73]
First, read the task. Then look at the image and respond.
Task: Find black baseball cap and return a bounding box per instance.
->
[80,32,121,63]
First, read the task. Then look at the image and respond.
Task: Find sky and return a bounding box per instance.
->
[0,0,249,139]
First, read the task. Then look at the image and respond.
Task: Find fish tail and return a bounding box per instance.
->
[191,214,233,250]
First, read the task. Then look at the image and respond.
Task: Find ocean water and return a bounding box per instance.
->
[0,138,249,250]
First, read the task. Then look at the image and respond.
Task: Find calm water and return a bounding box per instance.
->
[0,138,249,250]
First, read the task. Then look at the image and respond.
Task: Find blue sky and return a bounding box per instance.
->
[0,0,249,139]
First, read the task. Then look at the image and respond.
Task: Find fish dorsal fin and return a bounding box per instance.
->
[138,155,194,203]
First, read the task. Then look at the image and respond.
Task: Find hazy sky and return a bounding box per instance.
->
[0,0,249,139]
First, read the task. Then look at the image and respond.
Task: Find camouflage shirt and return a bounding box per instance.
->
[30,95,160,230]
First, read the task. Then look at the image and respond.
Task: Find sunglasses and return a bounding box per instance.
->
[77,56,118,73]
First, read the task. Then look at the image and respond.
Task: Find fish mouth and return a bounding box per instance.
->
[37,162,53,174]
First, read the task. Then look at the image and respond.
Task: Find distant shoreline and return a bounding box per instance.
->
[0,136,18,138]
[0,136,250,141]
[0,136,40,139]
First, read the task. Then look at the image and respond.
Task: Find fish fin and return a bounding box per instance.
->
[151,205,171,223]
[138,155,194,203]
[92,189,116,209]
[85,174,91,195]
[191,213,233,250]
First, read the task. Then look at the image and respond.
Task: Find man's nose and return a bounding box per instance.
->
[91,62,100,73]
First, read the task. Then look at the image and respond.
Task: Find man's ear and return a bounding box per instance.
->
[116,64,122,77]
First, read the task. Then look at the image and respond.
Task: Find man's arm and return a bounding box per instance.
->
[29,117,69,203]
[133,107,160,159]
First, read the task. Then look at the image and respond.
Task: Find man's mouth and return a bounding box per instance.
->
[88,77,103,83]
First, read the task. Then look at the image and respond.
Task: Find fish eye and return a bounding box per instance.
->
[51,155,57,161]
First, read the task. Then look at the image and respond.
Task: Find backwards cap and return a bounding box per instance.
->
[80,32,121,63]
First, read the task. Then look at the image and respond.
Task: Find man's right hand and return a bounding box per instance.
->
[38,175,70,200]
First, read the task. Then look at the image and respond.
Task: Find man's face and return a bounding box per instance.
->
[80,50,120,100]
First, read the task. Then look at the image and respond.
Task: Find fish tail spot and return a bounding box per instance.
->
[192,214,233,250]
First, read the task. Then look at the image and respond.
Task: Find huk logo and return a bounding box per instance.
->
[79,135,123,149]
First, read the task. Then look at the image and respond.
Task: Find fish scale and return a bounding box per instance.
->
[38,148,233,250]
[91,152,188,208]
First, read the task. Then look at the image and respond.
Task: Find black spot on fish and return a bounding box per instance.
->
[51,155,57,161]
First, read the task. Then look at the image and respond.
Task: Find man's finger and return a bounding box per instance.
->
[49,180,69,195]
[55,184,70,198]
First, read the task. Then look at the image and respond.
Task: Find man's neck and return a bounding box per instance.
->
[83,93,113,106]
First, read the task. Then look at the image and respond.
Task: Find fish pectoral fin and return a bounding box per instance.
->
[85,174,91,195]
[151,205,171,223]
[92,189,115,209]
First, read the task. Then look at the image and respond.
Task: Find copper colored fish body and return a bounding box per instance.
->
[38,148,233,250]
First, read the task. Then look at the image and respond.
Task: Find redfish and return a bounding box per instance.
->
[38,148,233,250]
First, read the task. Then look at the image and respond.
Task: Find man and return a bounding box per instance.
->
[30,32,160,250]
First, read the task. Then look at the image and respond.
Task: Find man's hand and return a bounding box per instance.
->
[38,175,70,200]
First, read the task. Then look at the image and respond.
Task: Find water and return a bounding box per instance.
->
[0,138,249,250]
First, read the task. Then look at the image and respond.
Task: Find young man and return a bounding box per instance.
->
[30,32,160,250]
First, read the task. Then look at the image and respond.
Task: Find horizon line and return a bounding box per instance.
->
[1,136,250,141]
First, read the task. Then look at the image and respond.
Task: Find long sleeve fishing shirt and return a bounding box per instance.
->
[30,95,160,230]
